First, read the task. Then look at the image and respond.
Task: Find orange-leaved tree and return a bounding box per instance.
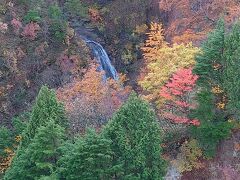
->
[172,29,208,45]
[57,63,131,134]
[141,22,167,62]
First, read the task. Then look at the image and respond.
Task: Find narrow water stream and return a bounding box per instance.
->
[85,40,119,80]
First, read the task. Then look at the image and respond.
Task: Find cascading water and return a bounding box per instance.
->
[64,5,118,80]
[85,40,119,81]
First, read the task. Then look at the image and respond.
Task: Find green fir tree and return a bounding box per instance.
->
[4,120,65,180]
[24,85,67,145]
[58,129,116,180]
[104,93,166,179]
[191,20,232,157]
[222,22,240,116]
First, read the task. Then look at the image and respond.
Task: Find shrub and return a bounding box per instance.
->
[191,121,232,158]
[48,5,62,19]
[173,139,203,173]
[0,22,8,33]
[23,10,41,23]
[21,22,40,40]
[49,19,67,42]
[64,0,88,18]
[11,18,22,34]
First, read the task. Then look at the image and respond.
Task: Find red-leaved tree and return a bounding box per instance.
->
[159,67,200,126]
[21,22,40,40]
[11,18,22,34]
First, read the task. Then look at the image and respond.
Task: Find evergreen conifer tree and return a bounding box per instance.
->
[24,85,67,145]
[58,129,115,180]
[222,22,240,116]
[194,19,225,87]
[4,120,65,180]
[191,20,232,157]
[104,93,166,179]
[0,127,12,157]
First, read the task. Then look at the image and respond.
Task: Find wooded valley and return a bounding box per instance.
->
[0,0,240,179]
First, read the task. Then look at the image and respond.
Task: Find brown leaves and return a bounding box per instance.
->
[0,135,21,174]
[64,27,75,46]
[172,29,209,45]
[173,139,204,173]
[234,143,240,152]
[35,42,48,56]
[16,47,26,60]
[57,51,83,76]
[88,8,102,23]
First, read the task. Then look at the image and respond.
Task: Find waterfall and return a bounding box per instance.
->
[85,40,119,81]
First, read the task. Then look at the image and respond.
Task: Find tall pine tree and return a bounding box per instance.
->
[24,85,67,145]
[4,86,68,178]
[4,120,65,180]
[194,19,225,87]
[191,20,232,157]
[104,93,166,179]
[223,22,240,116]
[58,129,116,180]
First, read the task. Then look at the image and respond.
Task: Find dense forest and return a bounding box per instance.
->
[0,0,240,179]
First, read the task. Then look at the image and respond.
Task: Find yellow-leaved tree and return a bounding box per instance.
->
[139,22,200,107]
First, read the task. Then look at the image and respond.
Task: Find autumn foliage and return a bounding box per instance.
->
[172,29,207,45]
[159,0,240,44]
[21,22,40,40]
[88,8,102,23]
[141,22,167,62]
[0,21,8,33]
[0,148,15,175]
[139,23,200,107]
[57,63,131,134]
[159,68,200,126]
[0,134,22,175]
[173,139,203,173]
[11,18,22,34]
